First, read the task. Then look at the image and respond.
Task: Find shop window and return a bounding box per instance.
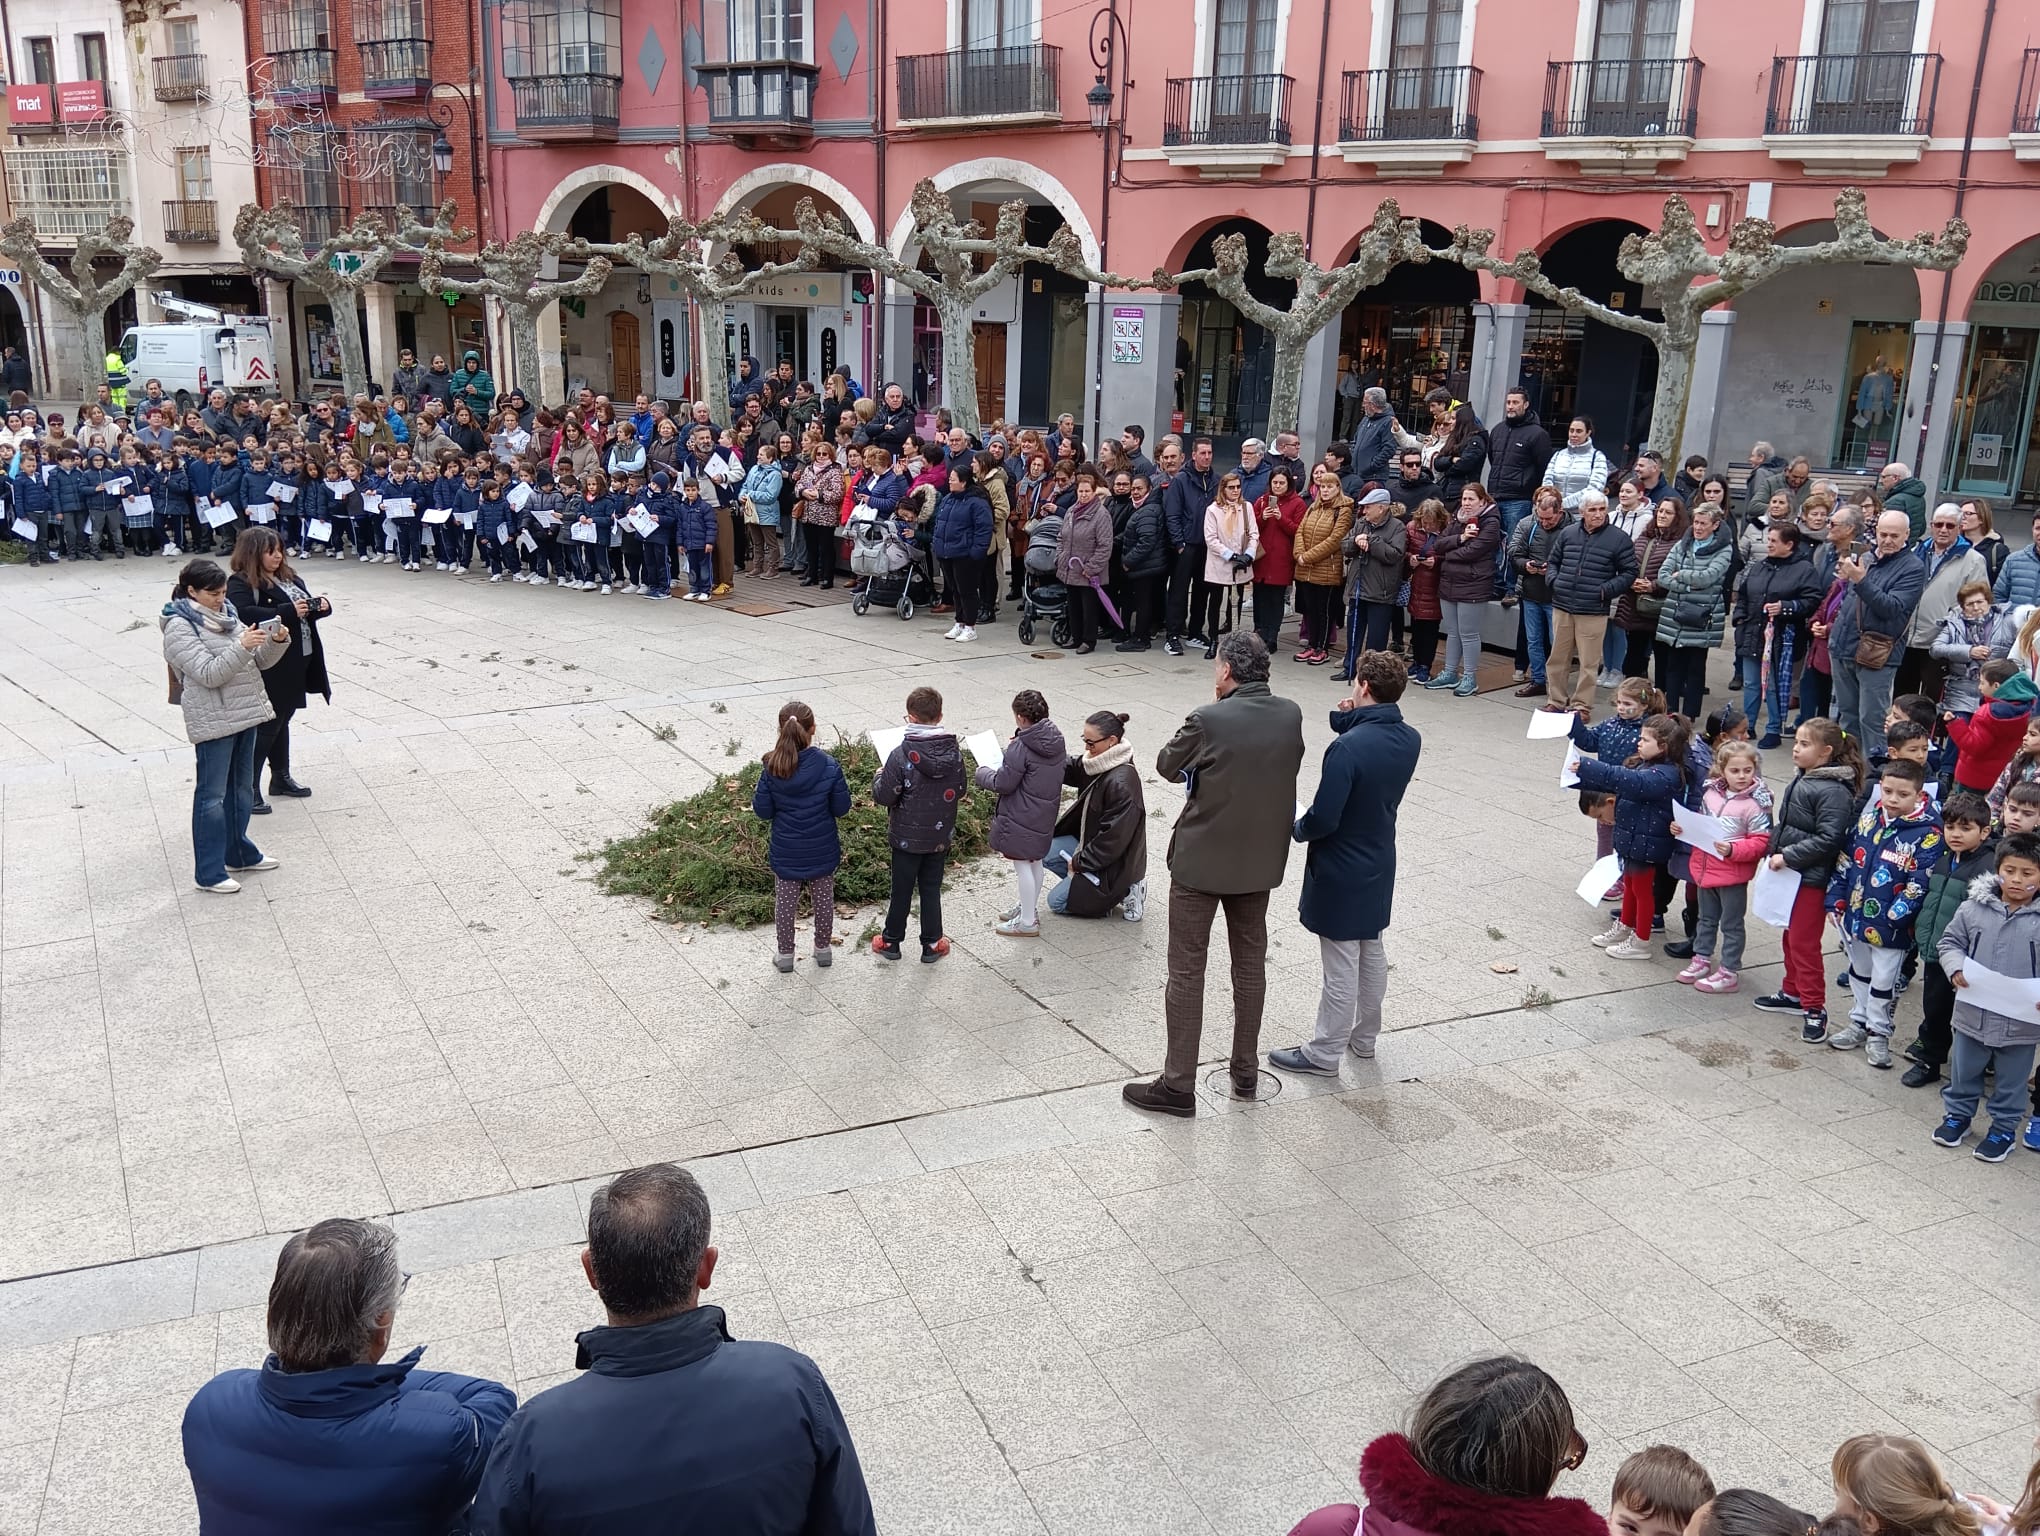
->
[1831,321,1909,471]
[1335,301,1476,429]
[1950,328,2040,501]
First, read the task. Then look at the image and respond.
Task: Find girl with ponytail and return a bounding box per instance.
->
[753,701,851,972]
[1830,1435,1983,1536]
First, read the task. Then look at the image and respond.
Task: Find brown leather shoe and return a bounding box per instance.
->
[1515,682,1546,698]
[1122,1078,1196,1117]
[1230,1070,1259,1099]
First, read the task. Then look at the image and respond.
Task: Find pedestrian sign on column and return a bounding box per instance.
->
[1111,306,1144,365]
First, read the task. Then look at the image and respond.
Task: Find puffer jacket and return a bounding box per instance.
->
[1769,763,1862,888]
[1055,495,1113,587]
[1932,603,2010,716]
[1917,839,1999,961]
[975,717,1067,860]
[1253,492,1305,587]
[1994,544,2040,609]
[1906,538,1988,647]
[1882,475,1928,540]
[1292,494,1353,588]
[160,602,287,744]
[1652,530,1734,649]
[1684,776,1775,888]
[1827,798,1944,946]
[872,727,969,853]
[1947,685,2035,793]
[1614,528,1680,634]
[1051,740,1147,916]
[752,744,851,882]
[1404,529,1442,622]
[1939,872,2040,1046]
[931,487,992,561]
[1731,547,1825,662]
[1346,510,1406,604]
[1508,510,1570,605]
[1830,544,1927,668]
[1120,496,1168,579]
[1541,441,1614,511]
[1432,432,1486,506]
[1546,517,1640,615]
[1432,507,1500,604]
[1575,755,1685,869]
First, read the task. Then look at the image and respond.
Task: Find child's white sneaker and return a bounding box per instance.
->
[436,561,448,570]
[944,623,963,640]
[1589,920,1628,948]
[489,573,503,582]
[164,543,181,558]
[957,626,977,642]
[600,583,611,595]
[1605,936,1654,960]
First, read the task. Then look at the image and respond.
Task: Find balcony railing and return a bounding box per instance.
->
[697,59,819,135]
[896,44,1060,123]
[360,199,437,231]
[1339,64,1480,141]
[358,38,431,94]
[267,45,337,101]
[1163,73,1294,147]
[1542,56,1701,138]
[162,198,218,241]
[151,52,208,101]
[4,146,131,239]
[2018,49,2040,134]
[507,72,621,138]
[1766,52,1939,136]
[289,203,345,246]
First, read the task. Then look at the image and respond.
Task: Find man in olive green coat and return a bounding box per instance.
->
[1125,632,1306,1117]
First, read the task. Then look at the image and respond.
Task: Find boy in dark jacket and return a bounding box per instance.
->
[1827,758,1944,1067]
[1902,791,1995,1089]
[44,446,87,560]
[871,685,968,963]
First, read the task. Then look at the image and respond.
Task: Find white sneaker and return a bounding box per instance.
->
[436,561,448,571]
[556,576,570,587]
[957,626,977,642]
[1606,936,1654,960]
[944,623,963,640]
[511,572,526,582]
[1121,879,1146,922]
[227,856,279,872]
[359,553,371,562]
[1590,920,1629,948]
[1512,668,1527,683]
[195,876,240,894]
[490,573,503,582]
[600,583,611,595]
[164,544,181,558]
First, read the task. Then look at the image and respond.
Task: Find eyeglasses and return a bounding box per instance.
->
[1081,735,1106,747]
[1563,1433,1589,1471]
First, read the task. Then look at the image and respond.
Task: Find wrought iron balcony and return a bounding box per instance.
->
[2019,49,2040,134]
[895,44,1060,125]
[152,52,208,102]
[4,146,132,240]
[1163,73,1293,147]
[292,203,346,247]
[1339,64,1480,142]
[697,59,819,138]
[267,46,337,102]
[507,72,621,139]
[1542,56,1701,139]
[358,38,432,95]
[163,198,218,242]
[1766,51,1939,137]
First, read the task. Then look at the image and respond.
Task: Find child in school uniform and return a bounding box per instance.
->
[1827,757,1943,1068]
[640,469,676,600]
[114,444,158,556]
[384,458,423,569]
[41,446,83,561]
[450,462,482,573]
[477,478,513,581]
[753,700,852,973]
[1674,738,1773,995]
[521,466,565,585]
[1946,661,2036,797]
[871,684,969,963]
[677,477,717,601]
[1903,789,1997,1090]
[11,448,56,563]
[159,445,195,557]
[1932,832,2040,1162]
[1575,712,1691,961]
[81,448,125,560]
[353,457,387,562]
[618,471,647,593]
[1571,676,1661,902]
[1757,717,1866,1043]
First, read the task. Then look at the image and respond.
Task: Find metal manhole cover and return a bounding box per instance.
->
[1203,1066,1283,1104]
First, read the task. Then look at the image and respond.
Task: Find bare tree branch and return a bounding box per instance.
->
[0,213,161,407]
[418,231,614,397]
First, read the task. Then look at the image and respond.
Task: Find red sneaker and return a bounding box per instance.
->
[920,936,950,964]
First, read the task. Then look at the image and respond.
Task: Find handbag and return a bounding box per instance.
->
[1670,592,1714,632]
[739,495,759,526]
[1854,630,1897,670]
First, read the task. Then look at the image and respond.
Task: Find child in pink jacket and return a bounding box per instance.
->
[1674,738,1774,994]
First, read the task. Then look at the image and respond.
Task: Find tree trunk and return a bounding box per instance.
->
[698,298,732,426]
[74,307,108,410]
[1265,324,1308,441]
[505,303,542,398]
[935,294,980,438]
[320,288,371,402]
[1648,335,1697,464]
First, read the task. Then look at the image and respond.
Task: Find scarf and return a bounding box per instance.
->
[1075,738,1136,857]
[161,595,241,704]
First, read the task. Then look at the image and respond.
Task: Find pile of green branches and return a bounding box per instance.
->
[589,736,994,927]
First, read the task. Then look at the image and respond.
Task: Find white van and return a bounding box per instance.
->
[119,308,281,411]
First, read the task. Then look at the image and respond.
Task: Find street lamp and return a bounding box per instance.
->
[1087,5,1130,445]
[425,81,483,239]
[1086,72,1113,131]
[431,132,454,178]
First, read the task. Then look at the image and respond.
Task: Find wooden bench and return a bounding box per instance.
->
[1724,465,1882,504]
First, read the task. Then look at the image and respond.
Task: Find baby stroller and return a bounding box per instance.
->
[1016,512,1072,646]
[847,507,935,620]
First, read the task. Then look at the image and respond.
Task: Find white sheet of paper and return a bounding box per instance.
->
[1576,853,1620,907]
[569,521,598,544]
[201,503,238,528]
[1750,860,1801,927]
[507,483,533,511]
[307,518,333,544]
[1951,959,2040,1020]
[329,478,354,497]
[1673,801,1733,853]
[496,521,511,544]
[99,475,131,493]
[628,503,649,522]
[383,497,415,518]
[516,530,537,553]
[362,492,383,513]
[267,481,297,503]
[869,726,907,763]
[531,507,559,528]
[123,494,154,516]
[1294,798,1310,823]
[422,505,452,525]
[628,510,658,537]
[10,516,35,541]
[964,731,1002,765]
[1527,710,1575,740]
[1560,744,1582,789]
[456,512,476,529]
[246,503,275,524]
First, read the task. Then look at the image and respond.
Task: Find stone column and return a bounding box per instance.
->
[1469,302,1529,429]
[1679,309,1738,466]
[1093,292,1180,449]
[1296,322,1339,457]
[363,281,401,397]
[261,278,297,400]
[879,280,915,406]
[1902,320,1970,497]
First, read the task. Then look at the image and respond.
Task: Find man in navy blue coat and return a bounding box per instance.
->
[468,1163,877,1536]
[1267,648,1423,1075]
[183,1218,517,1535]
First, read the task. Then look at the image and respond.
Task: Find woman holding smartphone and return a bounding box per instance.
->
[227,527,333,816]
[161,557,293,893]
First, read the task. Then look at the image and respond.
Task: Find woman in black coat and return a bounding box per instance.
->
[227,525,331,814]
[1044,710,1148,920]
[1432,403,1488,506]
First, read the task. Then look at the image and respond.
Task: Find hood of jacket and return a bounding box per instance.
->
[255,1345,426,1418]
[1356,1436,1610,1536]
[903,726,964,785]
[1013,717,1065,766]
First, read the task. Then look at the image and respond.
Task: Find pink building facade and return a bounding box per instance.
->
[479,0,2040,502]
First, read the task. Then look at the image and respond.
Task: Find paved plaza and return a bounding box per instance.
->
[0,558,2036,1535]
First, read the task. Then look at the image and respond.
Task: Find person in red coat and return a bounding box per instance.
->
[1946,664,2036,795]
[1251,466,1307,650]
[1290,1356,1607,1536]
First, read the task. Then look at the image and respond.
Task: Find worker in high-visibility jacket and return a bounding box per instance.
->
[104,349,128,411]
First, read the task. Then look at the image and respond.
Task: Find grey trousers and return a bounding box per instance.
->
[1439,599,1487,677]
[1300,935,1388,1069]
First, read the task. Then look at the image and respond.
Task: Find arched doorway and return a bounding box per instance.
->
[1177,219,1290,441]
[1528,221,1657,466]
[1333,219,1478,437]
[1953,237,2040,505]
[719,183,869,402]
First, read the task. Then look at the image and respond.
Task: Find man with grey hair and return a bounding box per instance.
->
[1831,510,1927,763]
[1350,385,1402,485]
[1126,631,1305,1117]
[183,1218,516,1533]
[1878,459,1929,540]
[469,1164,876,1535]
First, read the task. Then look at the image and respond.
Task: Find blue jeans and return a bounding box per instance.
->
[1495,500,1532,594]
[1742,647,1795,740]
[1601,623,1628,674]
[1943,1031,2037,1137]
[192,726,262,886]
[1521,601,1554,686]
[1044,835,1079,914]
